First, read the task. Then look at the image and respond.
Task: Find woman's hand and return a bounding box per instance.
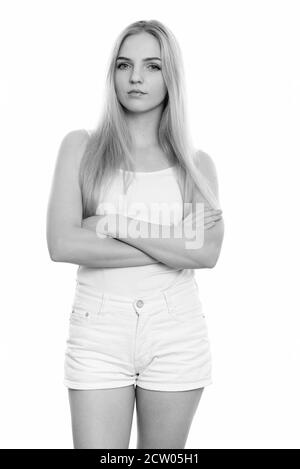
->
[181,206,223,231]
[203,207,223,229]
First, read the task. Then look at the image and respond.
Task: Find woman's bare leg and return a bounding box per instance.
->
[68,384,135,449]
[136,386,204,449]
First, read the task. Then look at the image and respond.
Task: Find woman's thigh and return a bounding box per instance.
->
[136,386,204,449]
[68,384,135,449]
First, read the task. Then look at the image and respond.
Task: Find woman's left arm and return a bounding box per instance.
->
[104,211,223,269]
[101,151,224,269]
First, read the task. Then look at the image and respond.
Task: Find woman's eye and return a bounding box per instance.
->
[148,64,161,70]
[117,63,161,71]
[117,63,129,70]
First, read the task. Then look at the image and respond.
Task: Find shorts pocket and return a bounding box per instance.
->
[167,291,206,324]
[69,301,105,325]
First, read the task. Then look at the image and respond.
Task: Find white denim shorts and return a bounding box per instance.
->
[63,277,213,392]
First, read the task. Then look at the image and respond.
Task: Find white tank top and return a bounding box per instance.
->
[75,131,194,296]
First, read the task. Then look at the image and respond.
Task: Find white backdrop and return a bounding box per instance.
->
[1,0,299,449]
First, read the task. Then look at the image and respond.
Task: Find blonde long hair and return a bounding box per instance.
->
[79,19,220,219]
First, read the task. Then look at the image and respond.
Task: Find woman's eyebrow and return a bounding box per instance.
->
[116,56,162,61]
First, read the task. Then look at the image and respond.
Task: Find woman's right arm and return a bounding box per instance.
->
[46,129,160,267]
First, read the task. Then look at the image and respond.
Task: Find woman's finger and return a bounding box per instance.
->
[204,207,222,212]
[204,221,216,230]
[204,220,216,227]
[183,209,222,228]
[204,214,222,224]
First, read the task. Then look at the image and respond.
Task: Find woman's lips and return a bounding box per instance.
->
[128,91,146,97]
[128,90,146,94]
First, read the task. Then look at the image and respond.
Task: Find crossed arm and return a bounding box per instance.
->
[52,210,224,269]
[109,212,224,269]
[52,225,161,268]
[47,129,224,269]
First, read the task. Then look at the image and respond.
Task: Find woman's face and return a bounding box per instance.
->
[114,32,167,112]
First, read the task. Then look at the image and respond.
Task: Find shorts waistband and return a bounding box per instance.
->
[73,277,199,314]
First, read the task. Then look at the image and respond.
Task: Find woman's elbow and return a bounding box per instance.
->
[47,236,65,262]
[49,248,61,262]
[194,248,220,269]
[205,251,220,268]
[194,235,224,269]
[205,237,224,268]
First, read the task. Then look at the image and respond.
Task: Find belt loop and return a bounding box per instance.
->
[99,292,105,315]
[163,290,173,314]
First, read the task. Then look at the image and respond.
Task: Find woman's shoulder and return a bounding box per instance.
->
[193,149,219,200]
[61,128,91,145]
[57,129,90,169]
[193,148,215,168]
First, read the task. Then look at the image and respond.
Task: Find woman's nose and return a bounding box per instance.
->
[130,70,144,82]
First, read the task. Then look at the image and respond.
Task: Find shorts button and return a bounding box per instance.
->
[136,300,144,308]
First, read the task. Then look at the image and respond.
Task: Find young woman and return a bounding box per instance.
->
[46,19,224,449]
